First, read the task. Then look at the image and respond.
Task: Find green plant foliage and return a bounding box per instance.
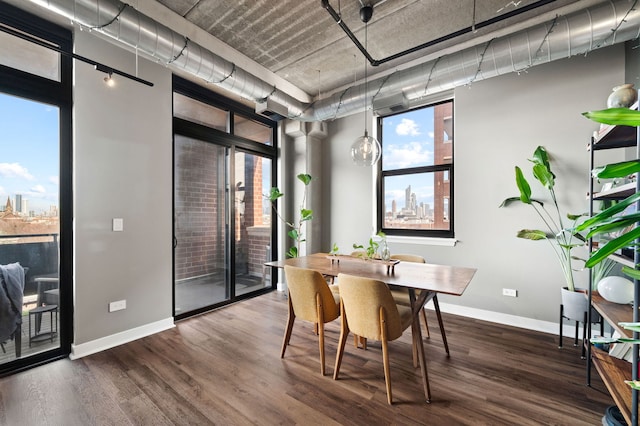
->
[579,106,640,281]
[266,174,313,258]
[501,146,586,292]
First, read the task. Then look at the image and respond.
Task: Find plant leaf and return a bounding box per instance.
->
[268,187,284,201]
[576,191,640,232]
[532,163,555,190]
[300,208,313,221]
[592,160,640,179]
[530,146,555,177]
[585,227,640,268]
[288,229,299,240]
[585,212,640,238]
[297,173,312,185]
[286,247,298,258]
[517,229,547,240]
[515,166,532,204]
[622,265,640,280]
[582,108,640,126]
[499,197,545,208]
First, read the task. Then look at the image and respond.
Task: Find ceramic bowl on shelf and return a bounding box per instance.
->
[597,276,634,304]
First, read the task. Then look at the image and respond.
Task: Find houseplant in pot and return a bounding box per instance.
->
[500,146,594,327]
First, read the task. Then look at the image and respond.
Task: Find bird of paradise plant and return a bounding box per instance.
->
[500,146,587,292]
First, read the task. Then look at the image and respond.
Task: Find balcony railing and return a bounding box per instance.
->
[0,233,58,295]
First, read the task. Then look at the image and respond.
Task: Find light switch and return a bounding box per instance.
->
[113,218,124,232]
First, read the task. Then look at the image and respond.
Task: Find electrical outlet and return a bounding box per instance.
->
[502,288,517,297]
[109,299,126,312]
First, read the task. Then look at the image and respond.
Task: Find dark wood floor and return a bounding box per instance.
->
[0,291,614,425]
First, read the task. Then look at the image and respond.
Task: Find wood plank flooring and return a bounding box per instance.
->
[0,291,614,425]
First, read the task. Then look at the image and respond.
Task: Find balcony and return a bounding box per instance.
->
[0,234,60,364]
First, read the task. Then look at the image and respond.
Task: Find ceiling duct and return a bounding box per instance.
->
[27,0,640,122]
[372,92,408,116]
[256,98,288,121]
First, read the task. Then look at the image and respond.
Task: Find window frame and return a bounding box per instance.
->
[0,1,73,375]
[376,99,454,239]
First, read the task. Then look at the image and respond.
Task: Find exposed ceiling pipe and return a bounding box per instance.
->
[27,0,640,122]
[320,0,557,67]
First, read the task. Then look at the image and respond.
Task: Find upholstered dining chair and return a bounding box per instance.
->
[333,273,431,404]
[282,265,341,376]
[389,253,450,356]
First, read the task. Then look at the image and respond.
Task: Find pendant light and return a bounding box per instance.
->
[350,4,381,167]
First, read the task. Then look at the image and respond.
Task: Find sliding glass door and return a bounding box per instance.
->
[172,78,277,319]
[174,135,230,314]
[0,3,72,375]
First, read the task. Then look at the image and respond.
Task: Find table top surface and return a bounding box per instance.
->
[265,254,476,296]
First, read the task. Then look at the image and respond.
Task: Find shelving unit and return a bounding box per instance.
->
[587,100,639,426]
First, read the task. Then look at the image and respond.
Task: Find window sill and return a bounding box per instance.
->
[385,235,457,247]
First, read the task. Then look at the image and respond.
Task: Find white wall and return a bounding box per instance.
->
[73,32,173,355]
[325,44,627,325]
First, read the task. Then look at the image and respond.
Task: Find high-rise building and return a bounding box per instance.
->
[14,194,22,213]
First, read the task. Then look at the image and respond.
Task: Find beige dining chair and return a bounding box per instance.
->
[389,253,449,356]
[333,273,431,404]
[282,265,341,376]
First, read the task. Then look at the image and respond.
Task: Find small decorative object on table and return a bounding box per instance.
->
[607,83,637,108]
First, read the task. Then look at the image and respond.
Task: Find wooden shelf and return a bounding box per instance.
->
[592,347,632,425]
[591,293,634,338]
[593,182,637,200]
[591,100,639,149]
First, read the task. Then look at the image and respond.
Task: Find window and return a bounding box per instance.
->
[378,100,453,238]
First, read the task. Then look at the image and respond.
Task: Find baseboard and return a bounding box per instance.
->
[433,301,585,337]
[70,317,175,360]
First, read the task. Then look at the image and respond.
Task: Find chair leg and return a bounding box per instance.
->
[281,297,296,358]
[432,295,449,356]
[316,294,326,376]
[380,308,393,405]
[333,300,350,380]
[559,304,564,348]
[574,320,579,347]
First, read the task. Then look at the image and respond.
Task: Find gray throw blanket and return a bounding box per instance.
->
[0,263,24,343]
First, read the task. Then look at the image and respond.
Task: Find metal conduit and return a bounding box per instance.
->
[29,0,640,122]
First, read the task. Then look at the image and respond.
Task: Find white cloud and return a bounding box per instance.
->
[0,186,5,196]
[395,118,421,136]
[384,141,433,169]
[30,185,46,194]
[49,176,59,186]
[0,163,34,180]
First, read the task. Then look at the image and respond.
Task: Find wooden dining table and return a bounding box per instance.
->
[264,253,477,402]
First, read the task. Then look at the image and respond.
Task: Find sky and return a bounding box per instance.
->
[0,92,59,214]
[382,107,436,211]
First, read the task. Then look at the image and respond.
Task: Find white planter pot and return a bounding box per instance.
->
[561,287,601,323]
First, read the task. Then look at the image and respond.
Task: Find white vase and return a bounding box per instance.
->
[597,276,634,304]
[607,83,638,108]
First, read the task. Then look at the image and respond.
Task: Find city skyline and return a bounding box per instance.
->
[382,107,436,211]
[0,92,59,215]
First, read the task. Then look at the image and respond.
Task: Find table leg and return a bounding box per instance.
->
[409,288,431,403]
[432,295,450,356]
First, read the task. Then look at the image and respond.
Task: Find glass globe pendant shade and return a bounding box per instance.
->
[350,130,381,166]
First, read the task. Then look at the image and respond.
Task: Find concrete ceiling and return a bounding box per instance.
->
[154,0,583,97]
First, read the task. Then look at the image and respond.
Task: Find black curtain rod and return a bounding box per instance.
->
[321,0,556,67]
[0,24,154,87]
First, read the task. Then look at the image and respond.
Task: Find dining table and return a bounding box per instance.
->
[264,252,477,402]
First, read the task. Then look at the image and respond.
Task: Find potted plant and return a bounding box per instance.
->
[266,173,313,258]
[500,146,587,292]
